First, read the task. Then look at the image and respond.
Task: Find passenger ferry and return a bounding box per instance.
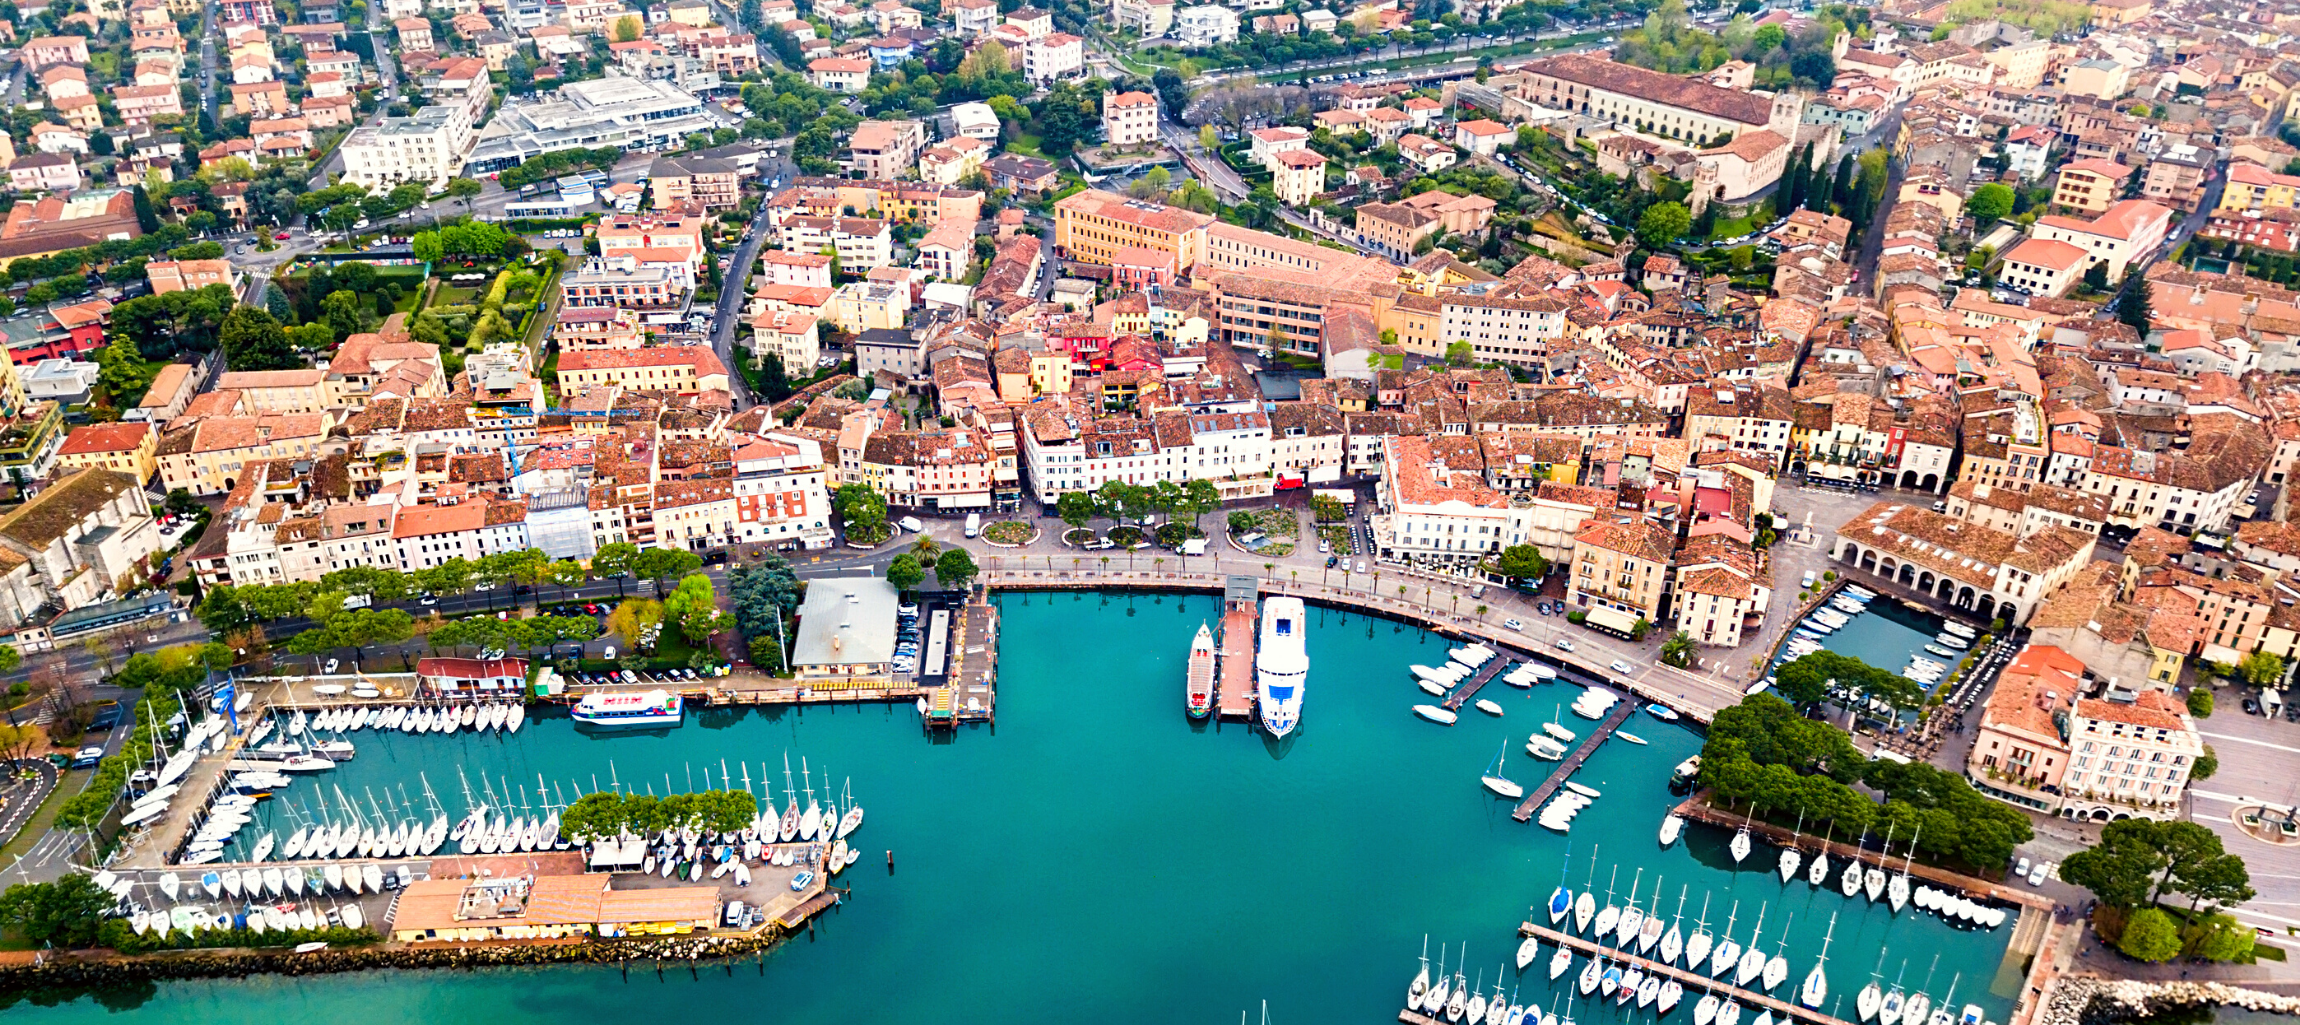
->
[1256,597,1309,738]
[1186,622,1216,719]
[570,689,683,729]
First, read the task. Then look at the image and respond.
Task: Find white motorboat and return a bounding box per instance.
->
[1420,679,1451,697]
[1415,705,1459,725]
[1659,814,1683,847]
[1256,597,1309,738]
[1616,731,1647,745]
[1518,937,1540,970]
[1564,782,1600,798]
[1527,735,1568,760]
[1476,699,1506,716]
[1544,722,1577,742]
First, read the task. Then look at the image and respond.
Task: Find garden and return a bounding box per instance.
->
[1227,508,1298,558]
[982,521,1037,546]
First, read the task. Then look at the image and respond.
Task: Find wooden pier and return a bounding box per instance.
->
[1440,654,1514,712]
[1513,700,1639,823]
[1515,920,1860,1025]
[1216,576,1260,720]
[1669,793,2054,910]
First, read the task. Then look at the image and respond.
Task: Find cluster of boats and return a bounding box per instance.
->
[1904,624,1978,683]
[99,861,384,943]
[1854,953,1986,1025]
[1514,852,1838,1023]
[1570,687,1620,721]
[1537,781,1601,831]
[296,701,528,737]
[1706,813,2008,932]
[1411,940,1559,1025]
[1411,643,1531,725]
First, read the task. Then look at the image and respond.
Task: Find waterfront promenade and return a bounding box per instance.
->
[977,562,1752,724]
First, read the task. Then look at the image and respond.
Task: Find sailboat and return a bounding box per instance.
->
[1579,954,1604,997]
[1660,885,1687,966]
[1574,848,1599,934]
[1592,867,1622,940]
[1411,936,1433,1009]
[1616,868,1645,948]
[1696,990,1721,1025]
[1901,957,1940,1025]
[1448,963,1470,1022]
[1469,970,1489,1024]
[1878,962,1909,1025]
[1761,914,1793,990]
[1810,824,1833,886]
[1733,904,1768,987]
[1802,912,1836,1009]
[1729,811,1753,863]
[1841,855,1865,897]
[1928,974,1962,1025]
[1888,826,1920,913]
[1706,900,1740,977]
[1429,945,1454,1015]
[1779,810,1806,882]
[1482,738,1524,799]
[1637,875,1666,954]
[1549,940,1573,980]
[1864,824,1895,901]
[1858,948,1889,1022]
[1684,893,1714,972]
[1548,844,1575,925]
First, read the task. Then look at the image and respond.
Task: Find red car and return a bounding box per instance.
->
[274,231,290,240]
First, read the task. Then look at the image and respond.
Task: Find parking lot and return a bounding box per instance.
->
[2178,683,2300,931]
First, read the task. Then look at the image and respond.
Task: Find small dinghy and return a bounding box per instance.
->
[1476,699,1505,716]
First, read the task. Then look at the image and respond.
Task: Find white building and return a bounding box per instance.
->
[340,101,479,190]
[1024,32,1083,83]
[1172,5,1237,48]
[464,74,718,172]
[1102,90,1159,147]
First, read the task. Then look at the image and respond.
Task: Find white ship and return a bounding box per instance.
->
[570,689,683,728]
[1256,597,1309,738]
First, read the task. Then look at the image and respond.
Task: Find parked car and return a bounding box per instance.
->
[1503,618,1524,631]
[1555,638,1575,652]
[2245,696,2264,716]
[70,746,105,768]
[2013,856,2031,879]
[2026,861,2051,886]
[1610,660,1635,675]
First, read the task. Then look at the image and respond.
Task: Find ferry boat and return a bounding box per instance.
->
[1255,597,1309,737]
[1186,623,1216,719]
[570,689,683,729]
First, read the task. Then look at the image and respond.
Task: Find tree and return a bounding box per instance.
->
[591,542,640,594]
[1056,491,1097,530]
[2193,743,2218,780]
[445,177,484,218]
[2116,907,2183,963]
[834,483,889,540]
[1967,183,2015,226]
[1444,340,1474,365]
[2187,688,2213,717]
[321,289,366,342]
[2114,269,2153,334]
[1493,544,1548,583]
[1660,631,1696,668]
[660,573,729,646]
[936,547,979,590]
[605,599,664,648]
[218,305,298,371]
[612,14,641,40]
[0,874,117,948]
[631,548,703,594]
[2061,819,2170,908]
[2188,913,2256,962]
[1637,201,1691,250]
[1152,67,1189,119]
[886,553,925,591]
[2239,650,2284,688]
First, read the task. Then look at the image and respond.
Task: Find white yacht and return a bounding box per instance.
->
[1255,597,1308,738]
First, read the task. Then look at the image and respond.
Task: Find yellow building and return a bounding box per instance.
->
[1271,149,1327,207]
[556,348,732,394]
[214,369,334,414]
[2052,158,2133,214]
[2216,162,2300,214]
[1053,188,1215,269]
[54,421,157,483]
[156,413,331,495]
[2090,0,2149,26]
[1568,518,1677,624]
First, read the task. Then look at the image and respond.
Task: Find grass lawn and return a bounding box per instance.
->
[1707,214,1757,241]
[1008,133,1047,158]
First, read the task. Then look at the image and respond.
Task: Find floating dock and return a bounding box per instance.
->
[1440,656,1514,712]
[1669,794,2055,910]
[1516,919,1859,1025]
[1512,700,1638,823]
[1216,576,1260,720]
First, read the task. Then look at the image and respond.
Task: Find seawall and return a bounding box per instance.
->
[2045,976,2300,1025]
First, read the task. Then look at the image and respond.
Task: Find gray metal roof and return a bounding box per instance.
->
[791,575,900,667]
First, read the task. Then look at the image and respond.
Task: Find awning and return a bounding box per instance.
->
[1583,603,1641,637]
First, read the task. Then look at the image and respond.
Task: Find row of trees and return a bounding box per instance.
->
[1773,650,1928,715]
[885,539,978,593]
[558,788,758,842]
[428,614,604,657]
[1055,478,1224,533]
[1701,693,2033,869]
[2061,818,2257,964]
[195,546,706,640]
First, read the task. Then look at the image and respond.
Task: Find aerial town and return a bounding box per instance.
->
[0,0,2298,1017]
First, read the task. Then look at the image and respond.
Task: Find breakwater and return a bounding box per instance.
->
[2046,976,2300,1025]
[0,931,798,996]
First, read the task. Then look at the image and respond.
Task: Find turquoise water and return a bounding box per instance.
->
[8,593,2020,1022]
[1775,596,1955,708]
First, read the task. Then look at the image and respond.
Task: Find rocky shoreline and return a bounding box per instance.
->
[0,932,788,995]
[2046,975,2300,1025]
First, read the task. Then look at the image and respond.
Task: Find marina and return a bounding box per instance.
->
[1513,700,1639,823]
[1511,920,1855,1025]
[15,593,2029,1025]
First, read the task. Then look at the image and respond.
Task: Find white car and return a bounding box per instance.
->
[1610,660,1635,675]
[1555,638,1575,652]
[2026,861,2052,886]
[2013,856,2032,879]
[1503,618,1524,631]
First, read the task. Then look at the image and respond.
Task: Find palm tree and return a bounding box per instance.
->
[1264,562,1276,581]
[911,536,941,566]
[1289,569,1298,591]
[1475,604,1489,618]
[1660,631,1697,669]
[1099,556,1111,574]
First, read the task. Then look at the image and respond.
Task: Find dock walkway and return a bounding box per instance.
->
[1440,655,1513,712]
[1513,700,1638,823]
[1515,920,1857,1025]
[1670,794,2053,909]
[1217,601,1258,720]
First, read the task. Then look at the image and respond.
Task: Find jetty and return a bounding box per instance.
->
[1516,919,1859,1025]
[1670,793,2055,911]
[1216,575,1259,720]
[1440,657,1514,712]
[1512,700,1638,823]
